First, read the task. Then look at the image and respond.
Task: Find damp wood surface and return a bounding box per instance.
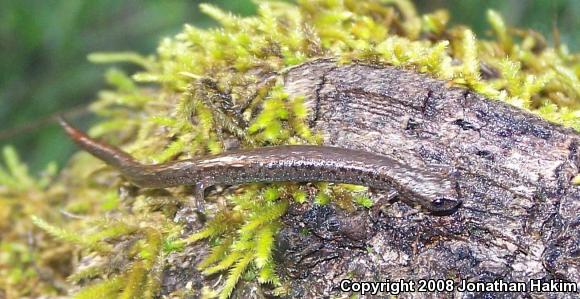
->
[164,60,580,298]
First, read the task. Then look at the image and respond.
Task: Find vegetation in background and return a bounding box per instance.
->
[1,0,578,298]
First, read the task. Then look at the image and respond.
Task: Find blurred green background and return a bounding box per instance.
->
[0,0,577,172]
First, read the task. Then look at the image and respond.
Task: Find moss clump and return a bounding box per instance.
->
[186,187,289,299]
[2,0,578,298]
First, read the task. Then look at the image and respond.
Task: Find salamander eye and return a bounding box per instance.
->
[432,198,445,207]
[430,197,462,216]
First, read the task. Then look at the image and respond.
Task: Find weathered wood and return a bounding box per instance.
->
[274,60,579,298]
[161,60,579,298]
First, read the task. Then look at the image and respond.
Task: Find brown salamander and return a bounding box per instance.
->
[59,118,461,215]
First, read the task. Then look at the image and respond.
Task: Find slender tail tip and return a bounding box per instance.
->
[57,116,84,141]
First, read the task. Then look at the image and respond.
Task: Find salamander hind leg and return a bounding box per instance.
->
[194,181,209,213]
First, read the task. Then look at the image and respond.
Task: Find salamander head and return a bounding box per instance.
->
[406,171,463,216]
[426,197,462,216]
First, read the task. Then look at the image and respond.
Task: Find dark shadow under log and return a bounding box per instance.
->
[272,60,580,298]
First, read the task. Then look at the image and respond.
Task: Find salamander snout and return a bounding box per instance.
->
[429,197,462,216]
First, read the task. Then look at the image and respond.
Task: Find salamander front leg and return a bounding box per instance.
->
[370,188,398,222]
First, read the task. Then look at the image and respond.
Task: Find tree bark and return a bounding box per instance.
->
[272,59,579,298]
[162,60,579,298]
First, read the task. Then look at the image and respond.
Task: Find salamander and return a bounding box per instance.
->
[59,118,462,215]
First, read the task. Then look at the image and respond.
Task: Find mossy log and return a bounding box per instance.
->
[164,60,579,298]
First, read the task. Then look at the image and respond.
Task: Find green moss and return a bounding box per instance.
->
[72,276,125,299]
[2,0,578,298]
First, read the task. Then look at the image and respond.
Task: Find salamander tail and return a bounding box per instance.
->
[58,117,143,172]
